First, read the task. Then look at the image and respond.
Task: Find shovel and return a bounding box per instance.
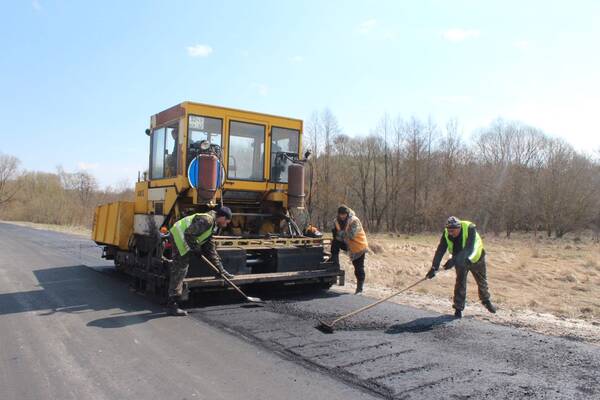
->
[201,255,264,304]
[316,276,429,333]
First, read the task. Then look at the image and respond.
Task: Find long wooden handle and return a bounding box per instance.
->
[200,255,248,299]
[332,277,428,326]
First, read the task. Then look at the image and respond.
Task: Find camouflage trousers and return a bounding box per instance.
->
[169,252,190,299]
[453,255,491,311]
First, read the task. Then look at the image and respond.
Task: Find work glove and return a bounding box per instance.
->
[443,258,455,270]
[426,267,437,279]
[332,228,345,241]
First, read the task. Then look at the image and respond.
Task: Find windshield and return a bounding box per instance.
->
[228,121,265,181]
[187,115,222,168]
[189,115,222,145]
[270,127,300,183]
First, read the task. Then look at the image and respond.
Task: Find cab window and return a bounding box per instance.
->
[270,127,299,183]
[228,121,265,181]
[165,126,178,177]
[150,125,179,179]
[187,115,222,168]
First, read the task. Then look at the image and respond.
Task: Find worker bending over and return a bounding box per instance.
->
[167,206,234,316]
[426,216,496,318]
[331,205,369,294]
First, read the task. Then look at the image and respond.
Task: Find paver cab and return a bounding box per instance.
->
[92,102,344,299]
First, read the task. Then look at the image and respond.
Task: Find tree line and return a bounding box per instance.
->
[2,111,599,237]
[0,154,133,228]
[304,110,600,238]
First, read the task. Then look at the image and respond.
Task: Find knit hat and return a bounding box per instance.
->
[446,216,461,229]
[337,205,350,215]
[216,206,233,220]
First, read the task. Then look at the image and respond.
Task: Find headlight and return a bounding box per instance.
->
[200,140,211,151]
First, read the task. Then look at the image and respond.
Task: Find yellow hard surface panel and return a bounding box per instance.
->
[134,181,148,214]
[92,201,134,250]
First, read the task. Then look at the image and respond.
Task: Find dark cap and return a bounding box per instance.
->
[216,206,233,220]
[446,216,461,229]
[337,205,350,215]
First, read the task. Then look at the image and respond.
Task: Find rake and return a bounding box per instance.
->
[316,276,429,333]
[201,255,264,304]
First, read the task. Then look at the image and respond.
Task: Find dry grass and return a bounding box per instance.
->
[336,232,600,342]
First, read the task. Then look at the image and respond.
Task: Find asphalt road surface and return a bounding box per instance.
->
[0,222,598,400]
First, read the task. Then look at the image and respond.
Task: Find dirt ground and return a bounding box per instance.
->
[336,232,600,345]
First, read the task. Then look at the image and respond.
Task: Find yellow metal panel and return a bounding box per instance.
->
[102,204,110,243]
[182,102,302,126]
[148,175,189,192]
[91,201,135,249]
[94,204,108,243]
[134,181,148,214]
[106,203,118,244]
[117,202,134,250]
[164,187,178,218]
[265,191,286,202]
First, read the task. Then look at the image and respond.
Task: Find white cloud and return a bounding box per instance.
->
[78,162,99,171]
[186,44,213,57]
[252,83,269,96]
[358,18,378,34]
[442,28,480,42]
[289,55,304,63]
[32,0,42,11]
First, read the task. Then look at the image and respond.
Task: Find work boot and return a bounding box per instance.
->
[482,300,497,314]
[354,280,364,295]
[454,309,462,319]
[167,299,187,316]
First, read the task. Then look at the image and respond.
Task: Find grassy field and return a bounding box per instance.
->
[336,232,600,343]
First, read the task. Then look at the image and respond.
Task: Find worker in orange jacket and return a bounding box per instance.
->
[330,205,369,294]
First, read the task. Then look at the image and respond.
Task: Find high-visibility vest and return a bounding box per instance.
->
[335,217,368,255]
[169,213,213,256]
[444,220,484,263]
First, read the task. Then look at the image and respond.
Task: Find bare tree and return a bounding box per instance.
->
[348,136,375,228]
[305,111,321,156]
[0,153,20,206]
[403,117,427,232]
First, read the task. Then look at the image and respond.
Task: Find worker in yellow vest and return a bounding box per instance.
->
[426,216,496,318]
[331,205,369,294]
[167,206,233,316]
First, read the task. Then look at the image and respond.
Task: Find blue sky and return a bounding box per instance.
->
[1,1,599,187]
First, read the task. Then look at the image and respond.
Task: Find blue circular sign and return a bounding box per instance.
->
[187,158,224,189]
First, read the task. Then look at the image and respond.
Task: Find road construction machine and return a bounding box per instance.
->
[92,102,344,300]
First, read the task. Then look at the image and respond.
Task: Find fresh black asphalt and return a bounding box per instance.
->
[1,222,598,399]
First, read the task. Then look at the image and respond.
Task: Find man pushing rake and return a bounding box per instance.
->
[317,216,496,333]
